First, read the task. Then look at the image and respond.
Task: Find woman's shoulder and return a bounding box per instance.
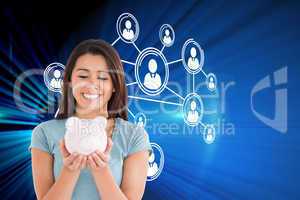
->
[30,119,67,154]
[115,117,149,141]
[115,117,152,156]
[36,118,66,129]
[34,118,67,137]
[116,117,137,129]
[116,117,145,135]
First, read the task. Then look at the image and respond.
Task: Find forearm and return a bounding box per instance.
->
[92,167,128,200]
[42,167,80,200]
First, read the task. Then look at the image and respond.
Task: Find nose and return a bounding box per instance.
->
[86,77,100,90]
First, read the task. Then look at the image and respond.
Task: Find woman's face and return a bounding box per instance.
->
[71,53,114,116]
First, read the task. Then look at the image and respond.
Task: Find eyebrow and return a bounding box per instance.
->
[76,68,108,73]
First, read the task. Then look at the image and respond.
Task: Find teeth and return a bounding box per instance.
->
[83,93,99,100]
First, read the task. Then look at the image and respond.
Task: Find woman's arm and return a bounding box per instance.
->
[88,139,149,200]
[31,140,87,200]
[31,148,55,199]
[120,150,149,200]
[90,166,128,200]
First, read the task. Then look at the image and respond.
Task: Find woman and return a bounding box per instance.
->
[29,39,152,200]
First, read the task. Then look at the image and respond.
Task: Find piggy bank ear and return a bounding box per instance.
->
[94,116,107,129]
[66,117,79,128]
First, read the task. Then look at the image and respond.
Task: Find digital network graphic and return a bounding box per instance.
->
[43,12,219,181]
[112,13,218,142]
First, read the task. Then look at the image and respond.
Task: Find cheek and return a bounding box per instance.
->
[71,79,86,102]
[102,82,114,100]
[72,87,82,100]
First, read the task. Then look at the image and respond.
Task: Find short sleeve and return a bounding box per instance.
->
[28,124,51,154]
[127,126,152,157]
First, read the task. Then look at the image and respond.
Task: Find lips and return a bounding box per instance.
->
[82,93,100,100]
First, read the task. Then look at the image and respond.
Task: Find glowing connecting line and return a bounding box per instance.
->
[111,13,218,145]
[127,108,135,118]
[121,60,135,66]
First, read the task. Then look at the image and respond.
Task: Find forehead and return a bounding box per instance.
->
[74,53,109,72]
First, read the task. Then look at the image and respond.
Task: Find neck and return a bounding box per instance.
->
[75,106,108,119]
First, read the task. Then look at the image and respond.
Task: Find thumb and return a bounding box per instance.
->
[59,139,70,158]
[104,137,113,154]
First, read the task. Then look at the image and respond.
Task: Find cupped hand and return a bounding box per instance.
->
[87,137,113,172]
[59,139,88,172]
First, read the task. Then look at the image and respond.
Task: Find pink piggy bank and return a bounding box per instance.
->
[64,116,107,155]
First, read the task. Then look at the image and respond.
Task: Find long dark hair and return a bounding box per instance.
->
[56,39,128,120]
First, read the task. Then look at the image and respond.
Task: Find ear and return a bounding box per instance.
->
[112,88,115,92]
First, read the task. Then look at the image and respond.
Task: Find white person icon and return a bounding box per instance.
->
[187,47,200,70]
[163,29,172,45]
[187,100,199,123]
[143,59,162,90]
[122,20,135,41]
[147,152,159,177]
[50,69,63,89]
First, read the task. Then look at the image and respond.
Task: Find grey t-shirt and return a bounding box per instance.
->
[29,117,152,200]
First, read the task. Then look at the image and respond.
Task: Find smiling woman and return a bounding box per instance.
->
[29,39,152,200]
[57,39,127,120]
[69,54,116,119]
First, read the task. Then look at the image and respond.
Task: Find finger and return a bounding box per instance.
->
[59,139,70,158]
[88,155,97,169]
[91,153,105,167]
[71,155,82,170]
[86,157,92,170]
[81,156,87,169]
[70,155,83,170]
[65,153,78,166]
[95,150,109,163]
[104,138,113,154]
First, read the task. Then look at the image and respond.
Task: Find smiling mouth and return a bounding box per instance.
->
[82,93,101,100]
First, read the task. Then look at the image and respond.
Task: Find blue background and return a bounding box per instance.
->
[0,0,299,199]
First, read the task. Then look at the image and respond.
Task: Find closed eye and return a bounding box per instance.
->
[98,77,108,80]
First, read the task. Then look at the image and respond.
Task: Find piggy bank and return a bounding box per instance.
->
[64,116,107,155]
